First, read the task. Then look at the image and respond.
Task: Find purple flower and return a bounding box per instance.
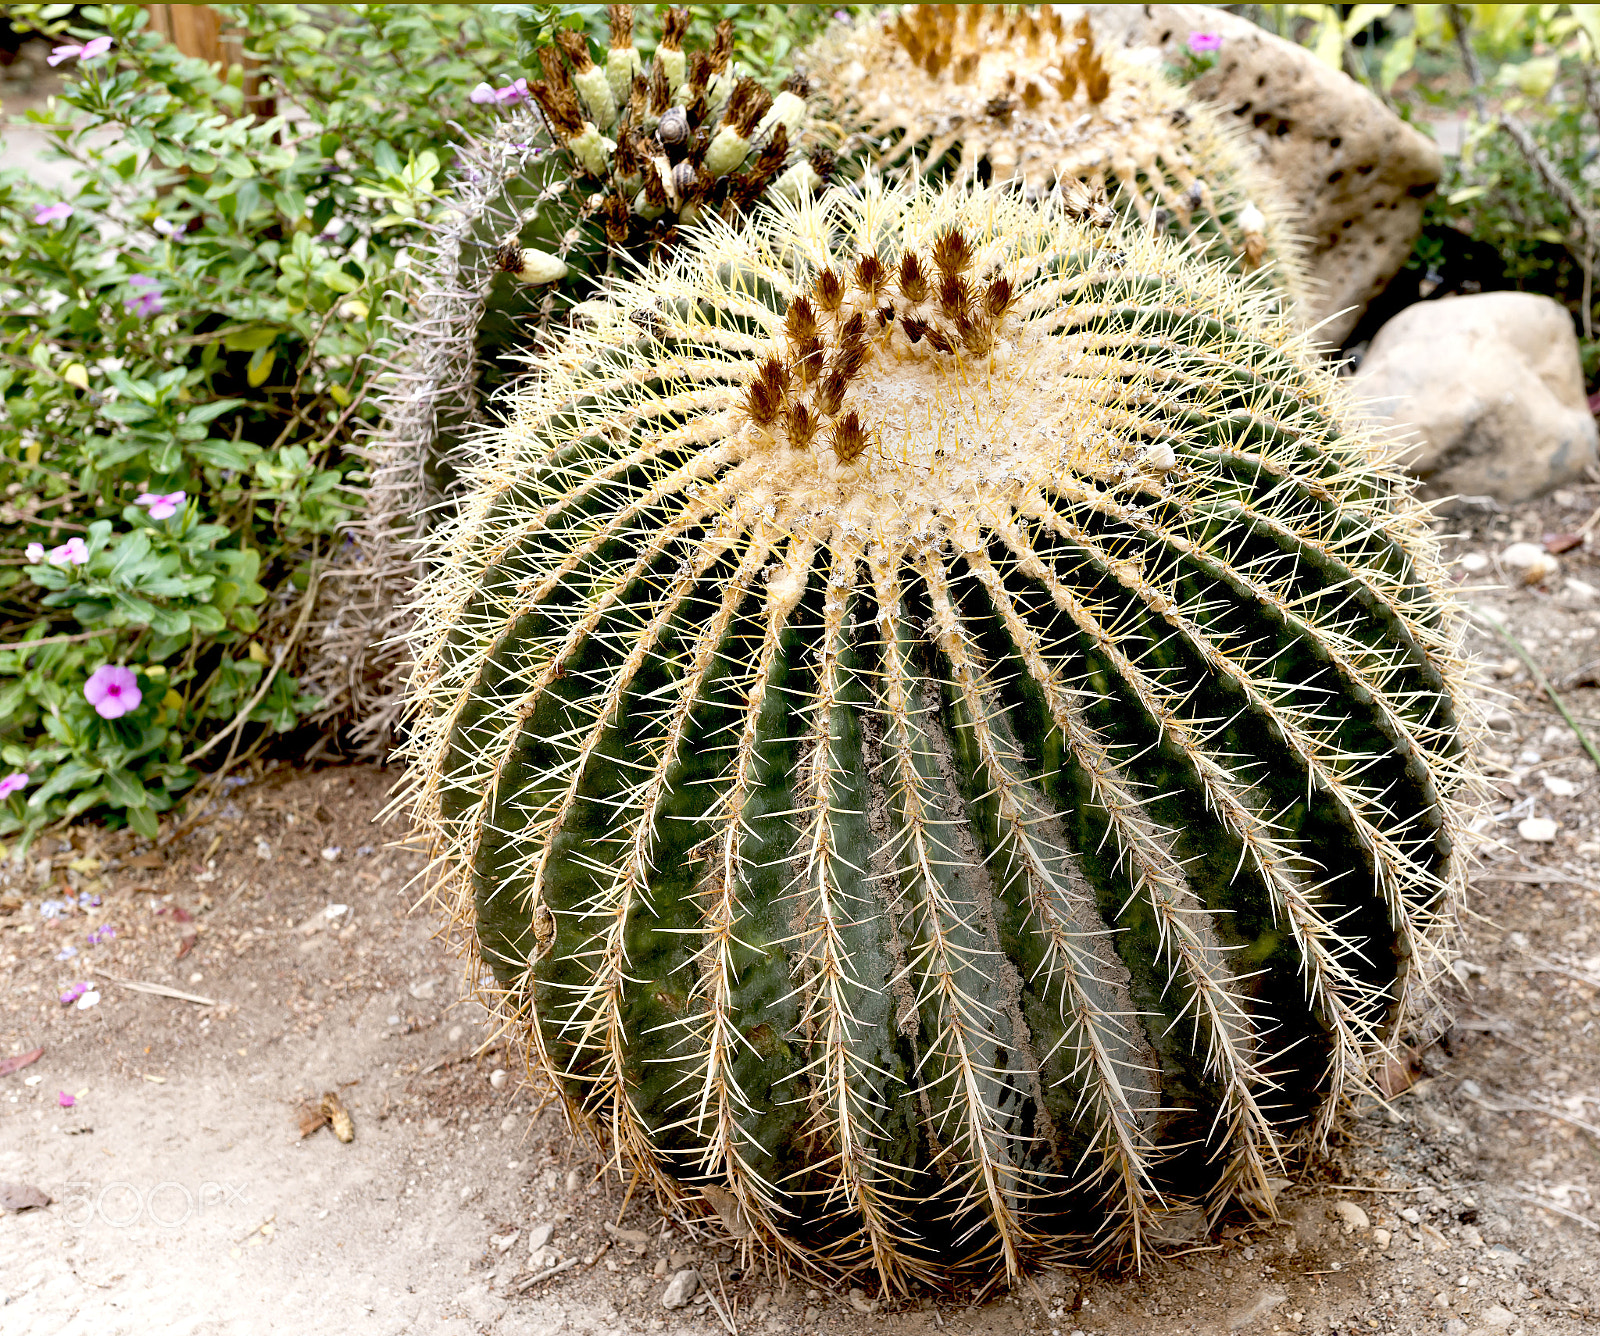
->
[0,772,27,799]
[58,1090,76,1107]
[84,664,141,719]
[59,983,87,1006]
[87,924,116,945]
[1187,32,1223,54]
[33,202,74,225]
[135,489,186,520]
[47,537,89,567]
[471,78,528,107]
[123,276,164,318]
[47,35,112,67]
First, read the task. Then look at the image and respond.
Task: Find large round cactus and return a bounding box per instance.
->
[405,181,1473,1285]
[806,5,1304,311]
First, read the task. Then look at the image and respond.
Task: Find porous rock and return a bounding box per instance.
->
[1095,4,1442,345]
[1351,292,1599,506]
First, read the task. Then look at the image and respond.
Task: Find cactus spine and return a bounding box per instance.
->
[807,5,1304,310]
[404,180,1474,1285]
[315,6,832,737]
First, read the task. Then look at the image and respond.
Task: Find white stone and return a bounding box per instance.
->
[1501,543,1561,584]
[1558,577,1598,609]
[1518,816,1559,843]
[1331,1201,1369,1230]
[489,1068,508,1090]
[1458,552,1489,572]
[1352,293,1598,506]
[661,1269,700,1309]
[1543,775,1578,798]
[1481,1304,1515,1328]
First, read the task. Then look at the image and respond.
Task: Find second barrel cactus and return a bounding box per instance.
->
[807,5,1304,308]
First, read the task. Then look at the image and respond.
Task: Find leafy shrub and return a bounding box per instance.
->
[0,3,521,842]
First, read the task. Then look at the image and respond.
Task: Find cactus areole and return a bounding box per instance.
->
[408,183,1473,1285]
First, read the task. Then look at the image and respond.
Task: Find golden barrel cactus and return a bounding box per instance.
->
[404,180,1473,1285]
[807,4,1304,310]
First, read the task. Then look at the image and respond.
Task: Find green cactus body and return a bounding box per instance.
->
[405,182,1474,1285]
[325,7,836,735]
[807,5,1305,314]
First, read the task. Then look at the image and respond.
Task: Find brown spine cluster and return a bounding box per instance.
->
[887,4,1110,107]
[521,7,829,265]
[741,227,1018,463]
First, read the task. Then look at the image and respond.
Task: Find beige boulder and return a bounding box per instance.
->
[1351,292,1598,506]
[1095,5,1441,345]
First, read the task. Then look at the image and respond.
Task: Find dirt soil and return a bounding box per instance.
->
[3,490,1600,1336]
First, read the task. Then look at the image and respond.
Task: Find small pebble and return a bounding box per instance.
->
[499,1113,517,1133]
[320,846,341,862]
[1458,552,1489,573]
[662,1268,700,1309]
[490,1068,508,1090]
[1517,750,1542,766]
[1543,775,1578,797]
[1518,816,1559,842]
[1500,542,1560,584]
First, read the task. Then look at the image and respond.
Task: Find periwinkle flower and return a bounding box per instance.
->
[84,664,141,719]
[48,35,112,67]
[135,489,186,520]
[34,202,73,225]
[124,275,164,317]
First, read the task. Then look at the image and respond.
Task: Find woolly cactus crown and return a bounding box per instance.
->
[807,5,1304,308]
[405,179,1473,1285]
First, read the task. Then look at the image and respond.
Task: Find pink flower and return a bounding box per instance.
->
[48,537,89,567]
[47,35,112,67]
[59,983,87,1006]
[25,542,45,563]
[472,78,528,107]
[135,489,186,520]
[1187,32,1223,53]
[34,202,73,225]
[123,276,164,318]
[84,664,141,719]
[0,772,27,799]
[57,1090,75,1107]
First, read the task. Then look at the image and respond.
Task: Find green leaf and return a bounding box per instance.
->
[127,804,159,838]
[102,767,148,808]
[223,326,279,352]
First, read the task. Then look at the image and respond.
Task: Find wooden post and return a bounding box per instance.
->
[143,5,270,116]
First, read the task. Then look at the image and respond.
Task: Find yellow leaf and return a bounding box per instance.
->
[329,382,352,407]
[162,689,185,711]
[24,439,41,464]
[246,347,276,388]
[61,363,90,390]
[247,641,270,665]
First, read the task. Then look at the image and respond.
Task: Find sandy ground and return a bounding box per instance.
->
[3,488,1600,1336]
